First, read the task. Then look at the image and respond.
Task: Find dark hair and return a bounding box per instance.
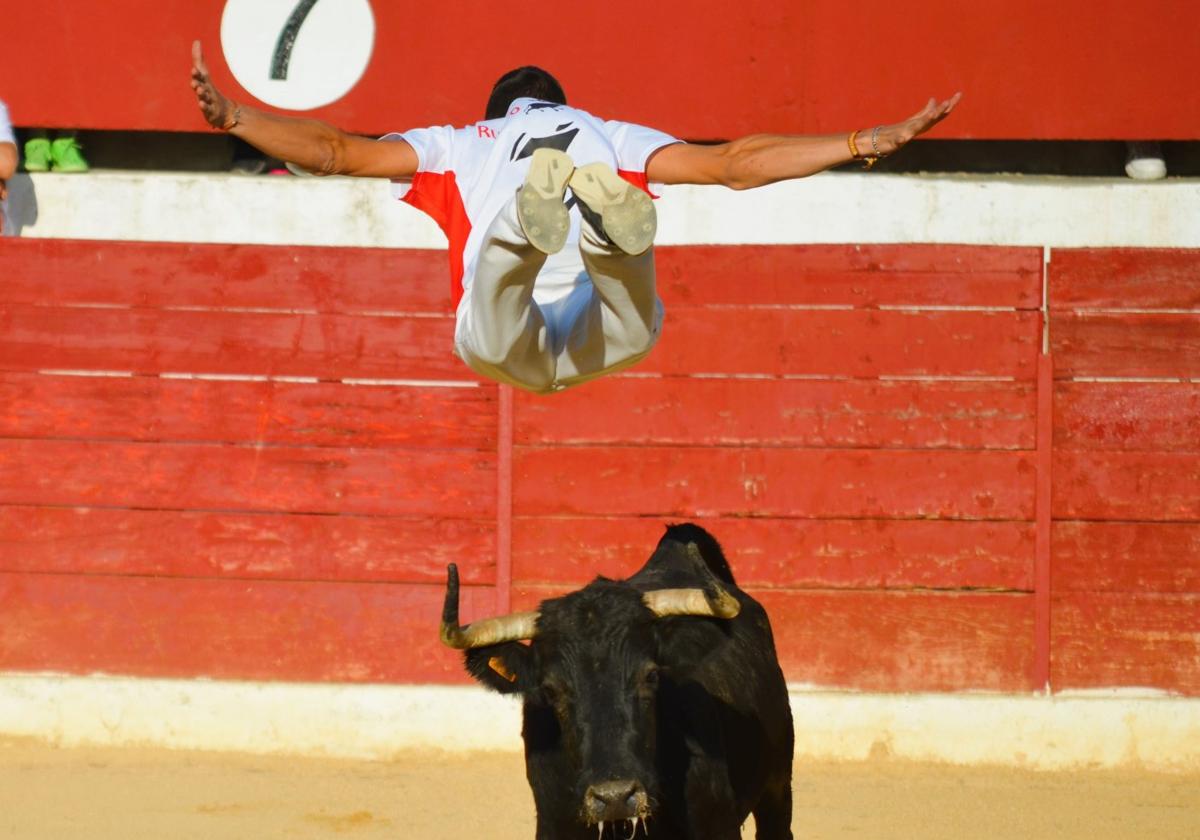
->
[484,66,567,120]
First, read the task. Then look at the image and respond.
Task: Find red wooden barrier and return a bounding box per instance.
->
[1048,247,1200,695]
[1,1,1195,139]
[0,238,1196,696]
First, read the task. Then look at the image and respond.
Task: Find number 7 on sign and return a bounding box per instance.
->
[270,0,319,80]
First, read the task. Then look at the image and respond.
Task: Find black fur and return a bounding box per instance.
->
[458,524,794,839]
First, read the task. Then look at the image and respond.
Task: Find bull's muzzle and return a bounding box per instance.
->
[584,778,650,824]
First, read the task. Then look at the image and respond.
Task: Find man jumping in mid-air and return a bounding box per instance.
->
[190,42,959,394]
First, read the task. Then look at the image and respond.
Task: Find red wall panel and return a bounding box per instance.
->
[512,517,1034,591]
[0,239,451,313]
[655,245,1042,308]
[1052,593,1200,694]
[1052,522,1200,595]
[514,447,1035,520]
[1048,247,1200,697]
[512,585,1037,693]
[0,1,1194,139]
[0,573,486,684]
[515,378,1036,450]
[2,239,1197,697]
[0,304,460,380]
[0,506,497,586]
[0,371,496,449]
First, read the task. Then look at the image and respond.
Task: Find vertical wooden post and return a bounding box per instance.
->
[496,384,514,613]
[1033,248,1054,692]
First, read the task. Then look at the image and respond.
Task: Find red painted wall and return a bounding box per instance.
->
[2,239,1195,693]
[1,1,1196,139]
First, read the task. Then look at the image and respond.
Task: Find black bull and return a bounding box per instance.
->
[441,523,794,839]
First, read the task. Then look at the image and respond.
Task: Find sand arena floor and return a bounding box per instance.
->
[2,740,1198,839]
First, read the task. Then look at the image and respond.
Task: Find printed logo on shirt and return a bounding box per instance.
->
[510,124,579,161]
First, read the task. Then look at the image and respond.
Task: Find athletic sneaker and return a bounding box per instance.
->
[23,137,51,172]
[50,136,90,173]
[569,162,656,256]
[516,148,574,254]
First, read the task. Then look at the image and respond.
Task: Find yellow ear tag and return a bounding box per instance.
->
[488,656,518,683]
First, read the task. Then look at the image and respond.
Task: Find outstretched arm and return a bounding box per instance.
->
[0,141,15,202]
[189,40,417,178]
[645,93,961,189]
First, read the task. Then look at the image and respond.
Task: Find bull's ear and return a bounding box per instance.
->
[464,642,533,694]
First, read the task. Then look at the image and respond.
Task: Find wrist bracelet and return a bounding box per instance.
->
[871,126,881,157]
[223,104,242,131]
[850,128,880,169]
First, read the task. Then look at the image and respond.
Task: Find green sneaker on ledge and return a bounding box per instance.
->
[50,136,90,172]
[23,137,52,172]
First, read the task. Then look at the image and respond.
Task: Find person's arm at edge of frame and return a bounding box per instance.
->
[189,40,417,179]
[0,95,16,199]
[644,93,961,188]
[0,141,16,181]
[0,141,16,203]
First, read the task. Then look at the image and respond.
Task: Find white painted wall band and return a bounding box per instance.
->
[6,171,1199,249]
[3,673,1198,772]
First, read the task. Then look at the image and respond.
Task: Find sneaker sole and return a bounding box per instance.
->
[517,148,574,254]
[569,163,656,256]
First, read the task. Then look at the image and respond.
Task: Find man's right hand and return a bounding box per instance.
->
[190,40,237,131]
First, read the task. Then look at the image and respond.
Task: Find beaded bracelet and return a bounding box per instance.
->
[849,128,880,169]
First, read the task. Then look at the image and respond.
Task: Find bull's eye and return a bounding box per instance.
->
[642,667,660,688]
[541,679,567,707]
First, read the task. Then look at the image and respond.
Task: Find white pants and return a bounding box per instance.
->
[454,198,664,394]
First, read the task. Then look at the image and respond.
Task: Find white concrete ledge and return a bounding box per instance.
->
[3,673,1198,772]
[6,170,1199,248]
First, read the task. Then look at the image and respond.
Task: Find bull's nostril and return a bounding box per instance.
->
[585,779,646,821]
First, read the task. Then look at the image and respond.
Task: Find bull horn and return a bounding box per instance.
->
[643,587,741,619]
[440,563,539,649]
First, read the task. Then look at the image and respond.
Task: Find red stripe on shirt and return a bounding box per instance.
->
[400,171,472,308]
[617,169,658,199]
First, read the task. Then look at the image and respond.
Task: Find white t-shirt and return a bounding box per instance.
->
[386,98,678,311]
[0,99,15,237]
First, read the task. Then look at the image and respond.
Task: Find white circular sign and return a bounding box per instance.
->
[220,0,375,111]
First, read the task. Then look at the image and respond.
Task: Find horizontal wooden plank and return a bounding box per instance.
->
[513,585,1035,692]
[759,590,1035,692]
[1054,381,1200,452]
[0,304,464,380]
[1053,522,1200,594]
[0,371,496,449]
[1052,593,1200,695]
[0,506,496,585]
[512,517,1034,590]
[516,378,1036,449]
[0,238,451,312]
[640,310,1040,377]
[1053,452,1200,521]
[0,572,484,683]
[1048,248,1200,310]
[0,440,495,517]
[514,447,1035,519]
[1050,312,1200,379]
[654,244,1043,308]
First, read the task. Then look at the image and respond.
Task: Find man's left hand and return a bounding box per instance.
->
[876,93,962,156]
